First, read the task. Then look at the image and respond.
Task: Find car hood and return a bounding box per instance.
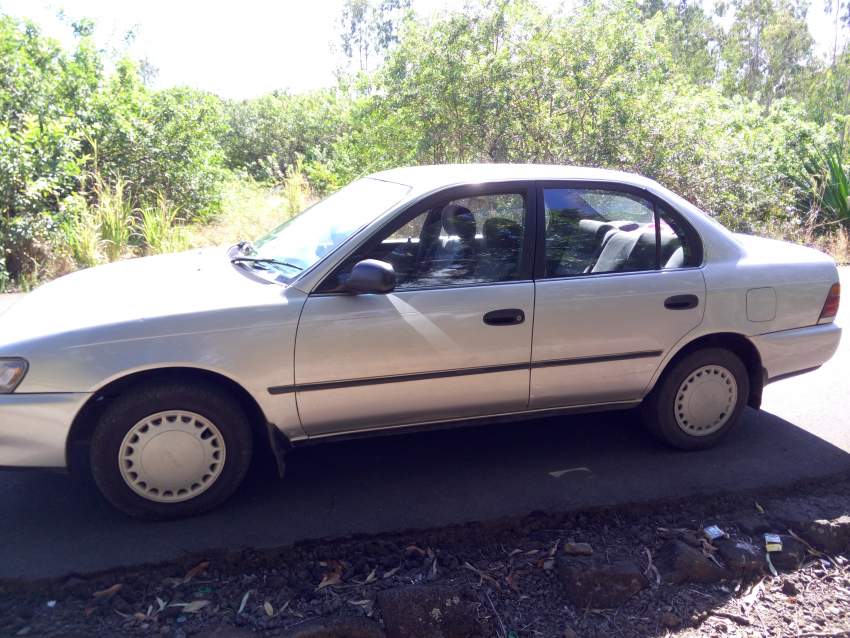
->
[0,248,288,348]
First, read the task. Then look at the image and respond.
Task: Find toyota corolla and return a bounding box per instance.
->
[0,165,841,518]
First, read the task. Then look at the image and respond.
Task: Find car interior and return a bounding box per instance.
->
[323,198,527,291]
[321,188,691,292]
[546,216,685,277]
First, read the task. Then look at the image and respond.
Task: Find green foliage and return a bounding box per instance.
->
[220,90,349,186]
[0,16,227,286]
[91,174,134,262]
[796,144,850,225]
[339,0,412,71]
[61,193,101,268]
[320,0,830,234]
[137,194,187,255]
[282,161,311,215]
[719,0,815,106]
[3,0,850,289]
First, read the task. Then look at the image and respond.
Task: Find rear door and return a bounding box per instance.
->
[530,182,706,409]
[294,183,538,435]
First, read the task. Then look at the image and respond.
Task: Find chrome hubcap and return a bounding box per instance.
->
[675,365,737,436]
[118,410,226,503]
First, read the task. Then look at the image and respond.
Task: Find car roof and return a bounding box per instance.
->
[369,163,660,191]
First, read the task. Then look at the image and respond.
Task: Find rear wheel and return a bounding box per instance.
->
[90,382,253,519]
[641,347,749,450]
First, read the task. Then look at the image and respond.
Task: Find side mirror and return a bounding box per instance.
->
[345,259,395,294]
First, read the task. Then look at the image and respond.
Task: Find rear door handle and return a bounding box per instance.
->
[483,308,525,326]
[664,294,699,310]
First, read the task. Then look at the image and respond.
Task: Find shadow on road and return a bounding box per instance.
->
[1,407,848,580]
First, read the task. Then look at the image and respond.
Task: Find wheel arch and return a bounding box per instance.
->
[649,332,764,409]
[66,367,288,472]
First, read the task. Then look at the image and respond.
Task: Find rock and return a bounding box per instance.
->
[768,535,808,572]
[782,580,799,596]
[731,512,773,536]
[563,542,593,556]
[767,498,850,552]
[279,616,385,638]
[563,628,578,638]
[660,611,681,628]
[656,540,727,584]
[796,517,850,554]
[556,557,648,608]
[59,575,90,595]
[715,539,765,578]
[377,583,476,638]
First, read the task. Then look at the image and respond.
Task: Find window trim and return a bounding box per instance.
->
[314,181,538,295]
[533,180,704,280]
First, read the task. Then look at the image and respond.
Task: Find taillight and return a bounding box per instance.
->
[819,283,841,323]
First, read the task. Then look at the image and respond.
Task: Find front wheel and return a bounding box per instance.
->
[641,347,749,450]
[90,382,253,519]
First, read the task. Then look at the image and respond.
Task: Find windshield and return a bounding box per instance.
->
[252,178,411,277]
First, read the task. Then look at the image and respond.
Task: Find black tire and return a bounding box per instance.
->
[641,347,749,450]
[90,381,253,519]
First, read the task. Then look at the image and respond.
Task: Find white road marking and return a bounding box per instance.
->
[548,466,591,479]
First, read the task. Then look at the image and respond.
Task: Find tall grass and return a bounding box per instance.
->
[94,174,134,262]
[62,194,103,268]
[63,167,135,266]
[59,168,314,276]
[282,162,310,216]
[137,194,188,255]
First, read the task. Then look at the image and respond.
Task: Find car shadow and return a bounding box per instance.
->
[0,407,848,580]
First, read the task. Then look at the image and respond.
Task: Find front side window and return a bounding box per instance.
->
[543,187,694,277]
[253,178,411,278]
[320,192,528,292]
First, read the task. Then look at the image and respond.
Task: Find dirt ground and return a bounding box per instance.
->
[2,474,850,638]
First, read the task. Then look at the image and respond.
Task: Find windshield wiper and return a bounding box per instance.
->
[230,256,303,271]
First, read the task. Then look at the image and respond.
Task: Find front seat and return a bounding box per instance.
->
[420,204,478,282]
[478,217,522,281]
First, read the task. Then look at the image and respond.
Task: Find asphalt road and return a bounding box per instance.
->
[0,273,848,581]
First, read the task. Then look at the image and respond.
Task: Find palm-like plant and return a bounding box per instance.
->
[796,144,850,227]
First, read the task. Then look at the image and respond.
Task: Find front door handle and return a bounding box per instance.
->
[664,294,699,310]
[483,308,525,326]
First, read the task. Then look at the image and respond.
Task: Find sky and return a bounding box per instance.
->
[0,0,846,100]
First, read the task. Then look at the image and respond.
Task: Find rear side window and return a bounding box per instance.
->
[542,187,696,278]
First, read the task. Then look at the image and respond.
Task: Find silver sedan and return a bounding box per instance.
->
[0,165,841,518]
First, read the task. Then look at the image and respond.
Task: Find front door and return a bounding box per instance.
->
[530,183,706,408]
[295,184,537,436]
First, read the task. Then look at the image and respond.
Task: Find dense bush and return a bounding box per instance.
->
[221,90,349,188]
[1,0,849,290]
[0,17,227,287]
[331,0,839,234]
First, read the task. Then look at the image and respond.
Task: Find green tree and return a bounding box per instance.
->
[339,0,412,71]
[720,0,816,106]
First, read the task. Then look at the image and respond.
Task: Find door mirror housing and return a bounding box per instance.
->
[345,259,395,294]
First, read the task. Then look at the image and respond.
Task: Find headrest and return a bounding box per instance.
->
[665,246,684,268]
[441,205,476,242]
[483,218,522,251]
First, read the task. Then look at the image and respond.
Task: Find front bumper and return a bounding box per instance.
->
[0,393,90,468]
[751,322,842,382]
